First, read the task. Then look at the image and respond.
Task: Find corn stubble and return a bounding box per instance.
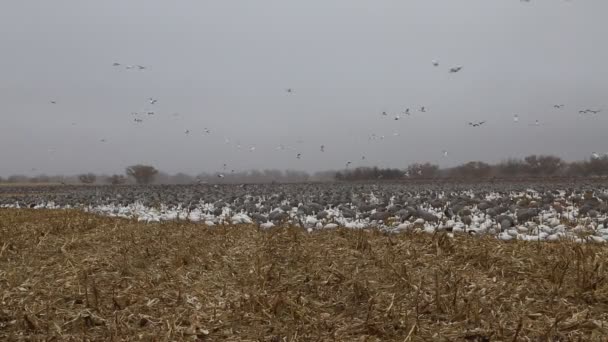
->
[1,209,608,341]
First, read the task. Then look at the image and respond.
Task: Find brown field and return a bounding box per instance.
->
[1,210,608,341]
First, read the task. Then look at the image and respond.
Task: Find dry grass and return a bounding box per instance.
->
[1,210,608,341]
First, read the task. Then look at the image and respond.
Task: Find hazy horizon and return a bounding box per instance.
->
[1,0,606,177]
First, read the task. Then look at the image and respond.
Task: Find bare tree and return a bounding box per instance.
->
[78,173,97,184]
[126,165,158,185]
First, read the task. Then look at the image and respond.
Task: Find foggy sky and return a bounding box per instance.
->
[1,0,607,176]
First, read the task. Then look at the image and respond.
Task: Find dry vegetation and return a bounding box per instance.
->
[2,210,608,341]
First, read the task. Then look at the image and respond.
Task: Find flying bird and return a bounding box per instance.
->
[553,104,564,109]
[442,150,449,157]
[513,115,519,123]
[217,173,225,178]
[449,66,463,73]
[394,115,401,120]
[296,153,302,159]
[419,106,426,113]
[346,161,352,168]
[320,145,325,152]
[137,65,146,70]
[381,111,388,116]
[592,152,600,160]
[403,108,410,115]
[286,88,293,93]
[149,98,157,105]
[50,100,56,104]
[184,130,190,134]
[468,121,485,127]
[112,62,121,67]
[249,146,256,152]
[432,60,439,67]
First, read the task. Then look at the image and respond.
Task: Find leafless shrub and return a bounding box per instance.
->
[78,173,97,184]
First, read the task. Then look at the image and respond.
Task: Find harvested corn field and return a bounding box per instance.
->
[1,209,608,341]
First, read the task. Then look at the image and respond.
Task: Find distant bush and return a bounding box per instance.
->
[78,173,97,184]
[406,163,439,178]
[7,175,28,183]
[587,156,608,176]
[336,167,404,181]
[126,165,158,185]
[107,174,127,185]
[448,161,492,178]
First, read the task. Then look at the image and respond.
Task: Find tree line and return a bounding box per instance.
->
[1,155,608,185]
[336,155,608,181]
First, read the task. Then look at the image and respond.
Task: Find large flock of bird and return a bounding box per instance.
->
[42,3,604,179]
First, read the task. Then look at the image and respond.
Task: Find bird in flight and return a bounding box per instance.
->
[432,60,439,67]
[147,112,155,115]
[137,65,146,70]
[419,106,426,113]
[592,152,600,160]
[112,62,121,67]
[381,111,388,116]
[50,100,57,104]
[403,108,410,115]
[217,173,225,178]
[203,128,211,134]
[346,161,352,168]
[513,114,519,123]
[296,153,302,159]
[529,120,540,127]
[286,88,293,93]
[320,145,325,152]
[553,104,565,109]
[249,146,256,152]
[394,115,401,121]
[442,150,449,157]
[468,121,486,127]
[449,66,463,73]
[100,139,107,143]
[149,98,157,105]
[184,130,190,134]
[134,118,143,123]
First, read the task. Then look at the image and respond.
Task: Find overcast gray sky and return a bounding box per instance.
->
[1,0,606,176]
